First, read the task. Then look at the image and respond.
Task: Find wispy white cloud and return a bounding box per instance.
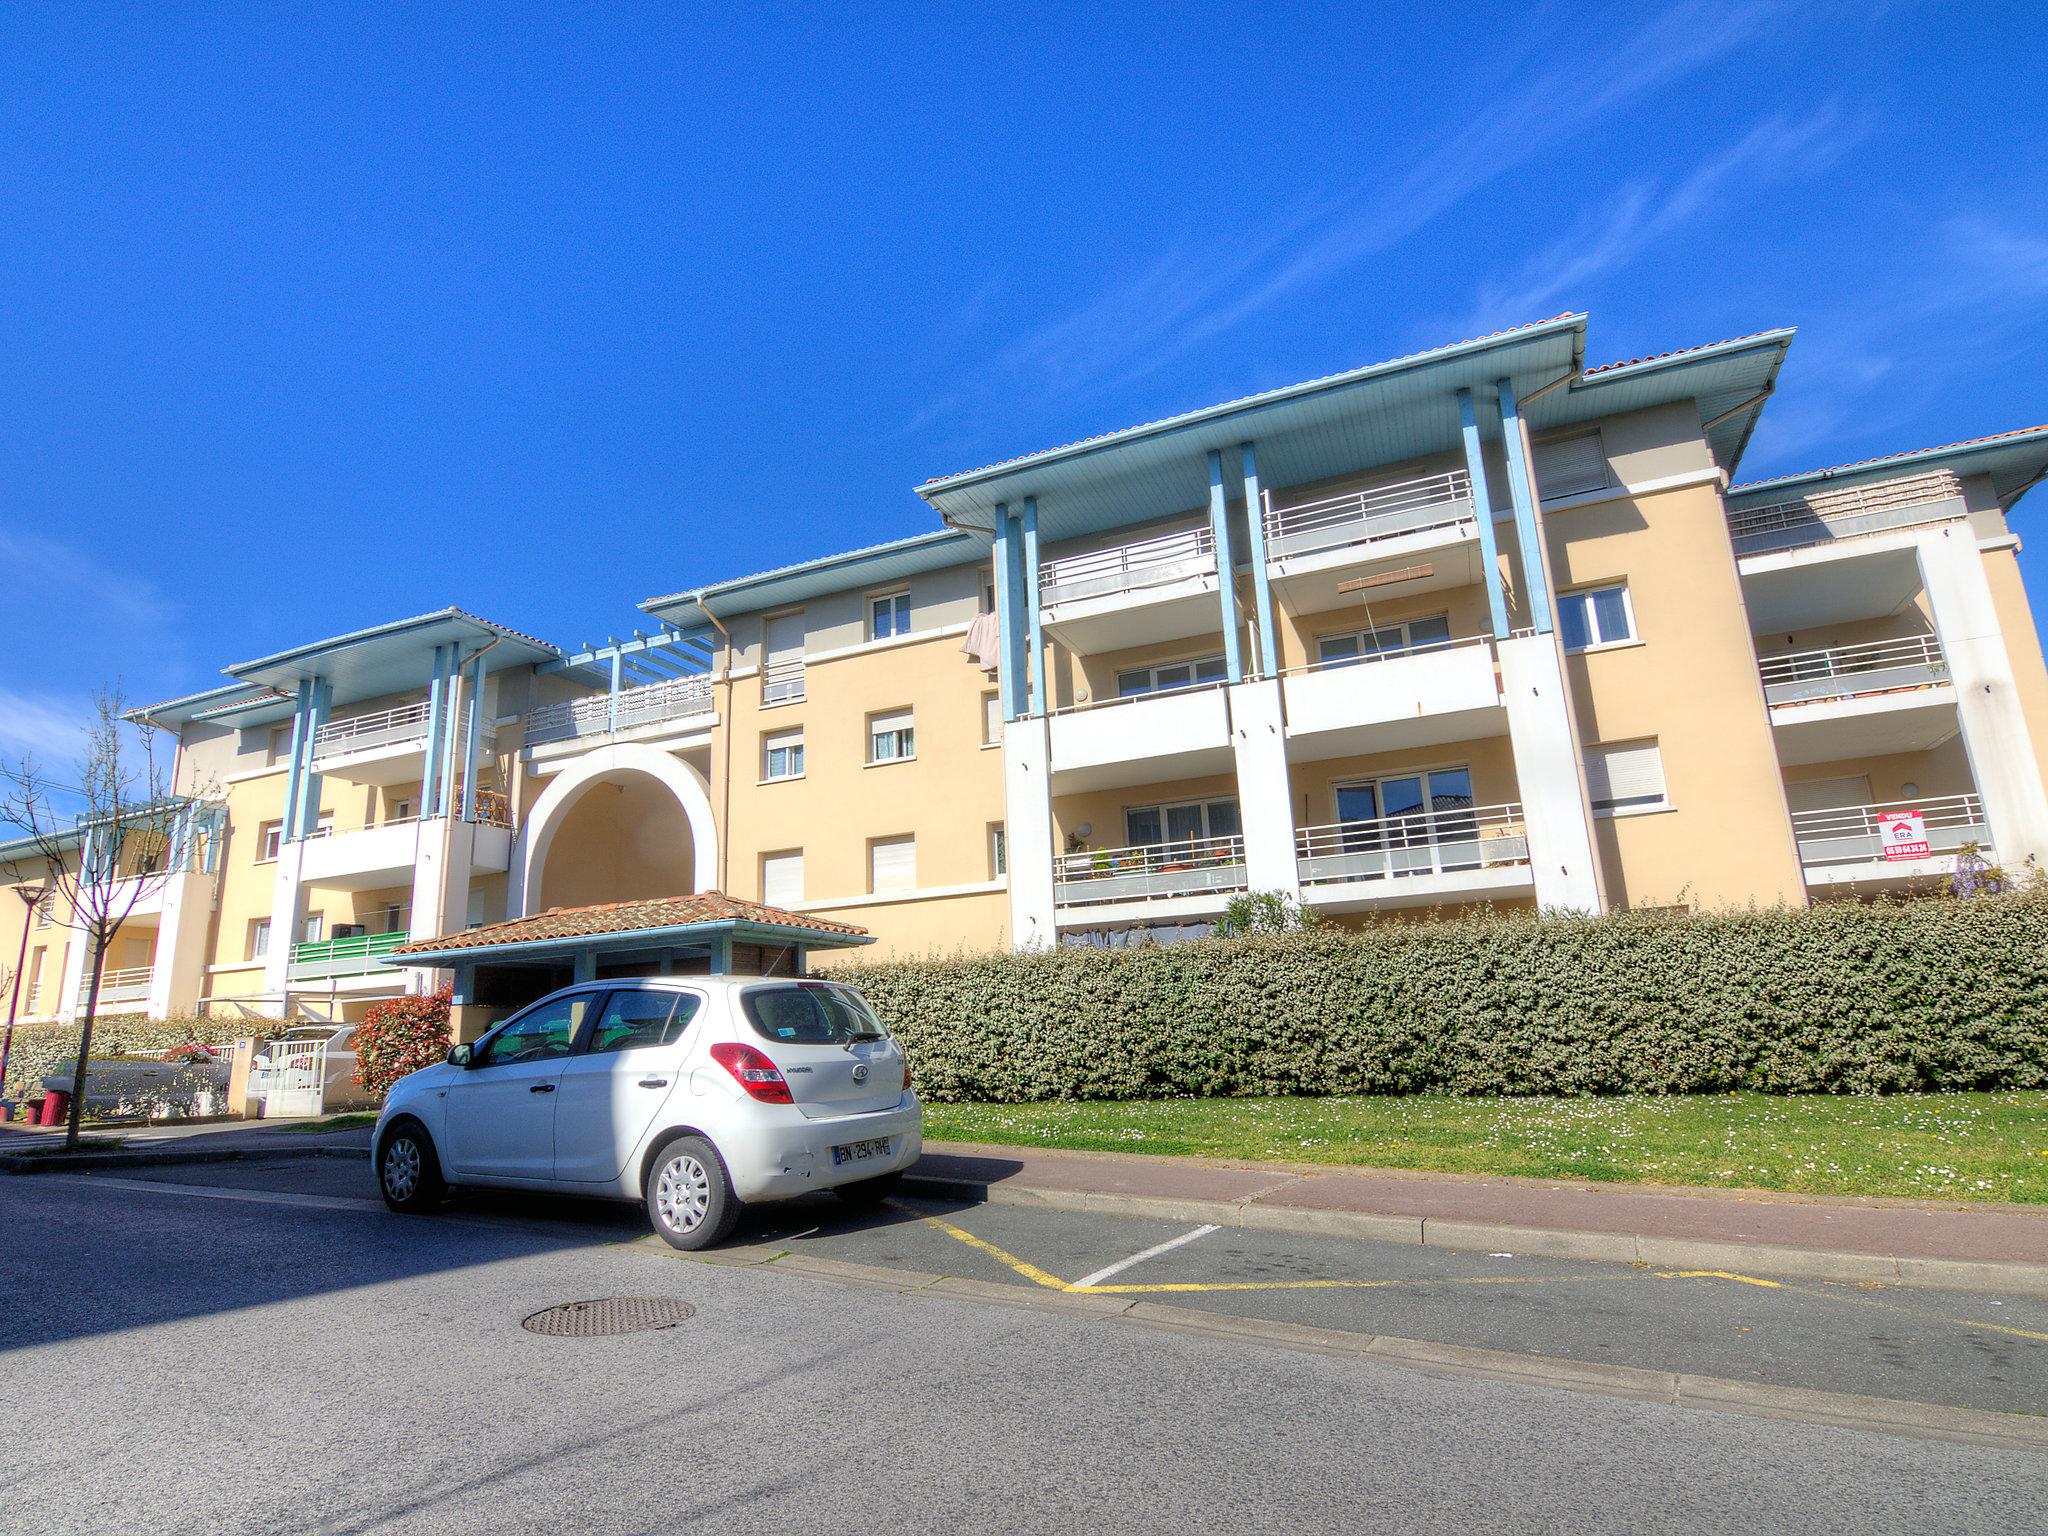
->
[0,527,177,635]
[0,686,92,765]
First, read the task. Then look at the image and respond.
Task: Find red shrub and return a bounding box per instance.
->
[354,988,454,1099]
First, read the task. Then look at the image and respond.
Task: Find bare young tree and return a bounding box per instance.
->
[0,688,186,1147]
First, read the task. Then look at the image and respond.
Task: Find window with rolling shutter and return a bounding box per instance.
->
[761,850,804,908]
[762,612,806,703]
[1534,432,1609,500]
[1584,740,1668,813]
[1785,776,1871,814]
[868,835,916,893]
[868,707,915,763]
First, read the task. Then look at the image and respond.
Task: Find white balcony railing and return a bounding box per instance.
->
[1296,802,1528,887]
[1791,793,1988,867]
[1759,635,1949,708]
[762,658,806,705]
[1040,525,1217,607]
[1263,469,1474,562]
[95,964,154,1006]
[1727,470,1964,557]
[312,701,433,758]
[1053,833,1248,906]
[525,675,715,745]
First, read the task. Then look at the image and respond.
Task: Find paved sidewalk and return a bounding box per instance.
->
[903,1142,2048,1289]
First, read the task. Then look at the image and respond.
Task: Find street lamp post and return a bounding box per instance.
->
[2,883,49,1116]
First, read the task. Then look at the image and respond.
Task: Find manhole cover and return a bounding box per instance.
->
[521,1296,696,1337]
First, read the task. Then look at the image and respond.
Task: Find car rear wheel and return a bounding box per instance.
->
[645,1134,740,1251]
[377,1122,446,1213]
[834,1170,903,1207]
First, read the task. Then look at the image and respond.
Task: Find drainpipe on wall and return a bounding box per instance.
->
[702,604,736,893]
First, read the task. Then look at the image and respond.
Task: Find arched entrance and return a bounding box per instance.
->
[512,744,717,916]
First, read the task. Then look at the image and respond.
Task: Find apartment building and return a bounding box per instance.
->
[5,311,2047,1027]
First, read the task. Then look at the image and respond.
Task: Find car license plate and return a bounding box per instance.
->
[832,1137,890,1166]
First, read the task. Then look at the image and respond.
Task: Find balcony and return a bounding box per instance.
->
[309,702,466,786]
[1053,833,1248,910]
[1760,636,1958,765]
[1281,636,1507,761]
[1048,681,1234,793]
[1264,469,1473,564]
[1727,470,1965,559]
[296,814,512,890]
[1039,524,1221,653]
[287,930,410,983]
[1296,802,1534,909]
[95,964,154,1007]
[525,675,715,748]
[1791,793,1989,888]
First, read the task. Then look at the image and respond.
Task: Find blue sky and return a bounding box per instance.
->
[1,1,2044,763]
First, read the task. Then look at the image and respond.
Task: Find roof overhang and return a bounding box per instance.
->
[641,528,987,629]
[391,916,875,969]
[1728,423,2048,513]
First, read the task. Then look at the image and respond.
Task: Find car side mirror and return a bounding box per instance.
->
[447,1043,474,1068]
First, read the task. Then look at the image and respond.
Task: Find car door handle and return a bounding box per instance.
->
[638,1077,670,1089]
[529,1084,556,1094]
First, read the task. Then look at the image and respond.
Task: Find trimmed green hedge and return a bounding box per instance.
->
[1,1016,259,1103]
[837,895,2048,1101]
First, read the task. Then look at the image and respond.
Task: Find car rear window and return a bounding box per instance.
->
[742,984,889,1046]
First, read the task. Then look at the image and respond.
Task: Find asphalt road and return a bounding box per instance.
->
[0,1160,2042,1534]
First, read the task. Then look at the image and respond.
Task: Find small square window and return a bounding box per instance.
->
[1558,584,1636,652]
[989,823,1008,878]
[869,835,916,893]
[763,728,805,781]
[868,590,912,642]
[982,692,1002,746]
[868,708,915,764]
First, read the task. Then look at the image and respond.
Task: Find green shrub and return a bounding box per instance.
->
[2,1015,260,1104]
[353,991,452,1100]
[837,894,2048,1102]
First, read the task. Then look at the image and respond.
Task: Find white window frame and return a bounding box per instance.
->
[982,691,1002,747]
[34,893,53,928]
[989,823,1008,878]
[868,835,917,894]
[258,821,283,864]
[867,588,912,643]
[761,610,807,705]
[248,919,271,962]
[1123,797,1242,848]
[761,849,804,908]
[1115,655,1227,698]
[867,708,916,765]
[1556,583,1637,654]
[1315,613,1453,666]
[763,728,805,782]
[1585,739,1670,816]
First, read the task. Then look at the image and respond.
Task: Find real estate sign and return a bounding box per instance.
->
[1878,808,1930,861]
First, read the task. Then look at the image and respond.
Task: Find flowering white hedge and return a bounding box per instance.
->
[2,1016,259,1105]
[838,895,2048,1102]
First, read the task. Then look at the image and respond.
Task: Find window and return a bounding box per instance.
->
[34,893,53,928]
[742,983,888,1046]
[979,570,997,614]
[381,903,408,934]
[302,915,325,944]
[259,821,283,863]
[763,728,805,781]
[389,798,414,824]
[869,835,916,893]
[1316,614,1453,667]
[268,726,292,766]
[989,823,1008,878]
[248,920,271,962]
[476,992,594,1066]
[761,850,804,908]
[982,691,1002,746]
[25,949,45,1010]
[1116,655,1227,698]
[1557,584,1635,652]
[1585,740,1669,814]
[868,589,912,642]
[588,989,701,1054]
[1124,798,1241,851]
[762,611,806,704]
[1534,431,1609,500]
[868,708,915,764]
[1332,767,1478,869]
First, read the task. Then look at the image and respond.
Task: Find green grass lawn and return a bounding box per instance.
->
[921,1092,2048,1204]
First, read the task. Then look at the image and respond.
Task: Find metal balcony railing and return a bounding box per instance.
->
[1262,469,1474,562]
[1040,525,1217,606]
[1296,802,1528,886]
[761,658,806,705]
[1726,470,1964,556]
[1052,833,1248,906]
[95,964,154,1005]
[1759,635,1949,707]
[287,929,411,982]
[1284,631,1490,679]
[525,675,715,745]
[1790,793,1988,867]
[312,702,433,758]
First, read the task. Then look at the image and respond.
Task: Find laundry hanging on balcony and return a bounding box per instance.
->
[961,609,1000,677]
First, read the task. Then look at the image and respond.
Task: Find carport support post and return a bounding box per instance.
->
[572,951,597,986]
[707,935,733,976]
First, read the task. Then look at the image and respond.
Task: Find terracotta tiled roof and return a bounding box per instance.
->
[1579,328,1790,376]
[1729,423,2048,494]
[918,313,1585,486]
[392,892,870,957]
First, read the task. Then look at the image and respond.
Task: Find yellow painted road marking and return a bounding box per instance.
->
[920,1213,1072,1291]
[1656,1270,1784,1289]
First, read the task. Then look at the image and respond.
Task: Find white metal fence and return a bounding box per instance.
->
[94,965,153,1007]
[1263,469,1473,561]
[1296,802,1528,886]
[1759,635,1948,707]
[247,1037,330,1117]
[1790,793,1988,867]
[525,675,714,744]
[1053,833,1248,906]
[1040,524,1218,606]
[1726,470,1964,556]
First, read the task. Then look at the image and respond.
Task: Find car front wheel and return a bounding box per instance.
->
[377,1122,447,1213]
[645,1134,741,1251]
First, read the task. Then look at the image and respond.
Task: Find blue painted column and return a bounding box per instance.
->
[421,644,450,819]
[992,504,1028,721]
[460,655,487,821]
[279,680,310,847]
[1207,451,1245,680]
[607,651,623,734]
[295,678,332,840]
[1458,389,1512,641]
[1020,497,1045,717]
[1496,379,1554,635]
[1238,443,1280,676]
[708,934,734,975]
[572,950,597,985]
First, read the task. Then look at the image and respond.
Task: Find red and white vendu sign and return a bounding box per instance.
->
[1878,809,1930,861]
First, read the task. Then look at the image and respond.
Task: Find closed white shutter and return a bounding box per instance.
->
[869,835,916,893]
[1786,775,1870,814]
[1534,432,1609,499]
[761,851,804,908]
[1584,740,1667,811]
[762,612,807,702]
[870,708,914,737]
[983,692,1002,745]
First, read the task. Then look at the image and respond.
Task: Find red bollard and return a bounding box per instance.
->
[38,1090,69,1127]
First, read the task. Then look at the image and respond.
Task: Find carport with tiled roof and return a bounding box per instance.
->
[389,892,874,1039]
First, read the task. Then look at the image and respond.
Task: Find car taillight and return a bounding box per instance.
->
[709,1042,794,1104]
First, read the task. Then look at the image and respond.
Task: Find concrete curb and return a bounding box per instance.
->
[898,1171,2048,1300]
[662,1242,2048,1455]
[0,1144,369,1176]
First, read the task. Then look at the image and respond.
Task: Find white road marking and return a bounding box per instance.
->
[1073,1224,1220,1289]
[47,1174,380,1211]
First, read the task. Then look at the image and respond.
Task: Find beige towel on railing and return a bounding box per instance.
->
[962,610,1001,677]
